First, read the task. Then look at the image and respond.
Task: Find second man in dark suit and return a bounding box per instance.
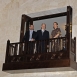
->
[36,23,49,53]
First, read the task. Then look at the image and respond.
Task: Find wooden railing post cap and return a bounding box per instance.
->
[7,40,10,43]
[74,37,76,39]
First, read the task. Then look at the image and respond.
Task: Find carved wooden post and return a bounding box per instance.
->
[19,15,26,55]
[5,40,10,63]
[19,15,32,55]
[67,6,72,57]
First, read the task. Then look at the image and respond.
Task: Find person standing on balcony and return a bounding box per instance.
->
[51,22,61,38]
[22,25,37,54]
[36,23,49,53]
[51,22,61,52]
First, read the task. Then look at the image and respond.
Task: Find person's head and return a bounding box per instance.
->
[53,22,58,29]
[41,23,46,30]
[29,25,34,30]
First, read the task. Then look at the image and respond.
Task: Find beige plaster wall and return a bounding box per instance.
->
[0,0,77,77]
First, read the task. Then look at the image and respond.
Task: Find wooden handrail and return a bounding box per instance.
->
[10,37,66,44]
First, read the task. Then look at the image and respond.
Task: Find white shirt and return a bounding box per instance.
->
[29,30,33,41]
[41,29,45,35]
[41,29,45,32]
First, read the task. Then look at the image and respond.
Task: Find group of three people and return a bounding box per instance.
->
[22,22,61,54]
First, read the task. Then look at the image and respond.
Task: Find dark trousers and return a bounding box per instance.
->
[36,42,47,53]
[24,42,35,54]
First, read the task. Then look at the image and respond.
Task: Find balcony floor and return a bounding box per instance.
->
[3,59,70,70]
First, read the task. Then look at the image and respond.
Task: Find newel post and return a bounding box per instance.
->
[5,40,10,63]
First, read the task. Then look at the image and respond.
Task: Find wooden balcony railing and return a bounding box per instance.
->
[3,37,75,70]
[5,37,68,63]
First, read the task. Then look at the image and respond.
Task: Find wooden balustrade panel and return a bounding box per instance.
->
[5,37,68,63]
[3,37,70,70]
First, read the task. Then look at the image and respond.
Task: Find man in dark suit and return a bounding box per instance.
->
[36,23,49,53]
[23,25,37,54]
